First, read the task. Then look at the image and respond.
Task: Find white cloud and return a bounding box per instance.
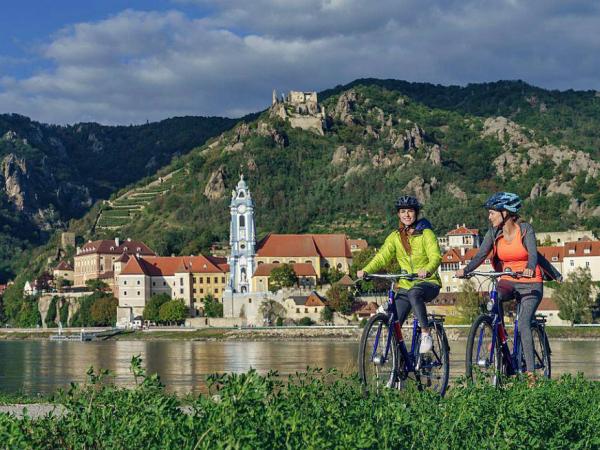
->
[1,1,600,124]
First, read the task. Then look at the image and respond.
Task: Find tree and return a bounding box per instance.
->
[90,296,118,326]
[455,280,482,324]
[85,279,110,292]
[17,296,41,327]
[203,294,223,318]
[159,299,188,324]
[258,299,285,325]
[298,317,314,326]
[143,293,171,323]
[326,284,355,315]
[553,268,594,326]
[320,305,334,323]
[269,264,298,292]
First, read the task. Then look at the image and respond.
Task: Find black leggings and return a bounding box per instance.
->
[394,282,440,328]
[497,280,543,373]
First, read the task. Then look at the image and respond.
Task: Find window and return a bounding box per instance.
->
[200,289,204,294]
[239,216,245,227]
[124,280,127,285]
[137,291,140,296]
[570,260,574,267]
[296,308,300,313]
[137,280,140,285]
[305,260,311,264]
[569,249,575,255]
[199,277,203,283]
[586,261,590,268]
[248,298,252,304]
[238,191,245,198]
[180,288,184,294]
[314,308,317,312]
[484,259,491,264]
[552,256,558,262]
[214,277,218,283]
[153,282,156,286]
[221,277,225,283]
[289,260,296,264]
[337,263,343,269]
[305,308,308,313]
[163,281,167,286]
[124,291,127,296]
[446,287,451,292]
[180,278,184,286]
[214,288,218,293]
[584,248,591,254]
[193,288,196,294]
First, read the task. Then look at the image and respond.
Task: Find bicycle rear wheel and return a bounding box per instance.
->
[415,319,450,396]
[358,313,399,392]
[466,315,504,386]
[530,322,551,378]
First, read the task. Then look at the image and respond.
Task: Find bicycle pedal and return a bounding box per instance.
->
[372,356,385,365]
[477,359,488,368]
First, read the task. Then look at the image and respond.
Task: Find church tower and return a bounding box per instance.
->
[226,175,256,293]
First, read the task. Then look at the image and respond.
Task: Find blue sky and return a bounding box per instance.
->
[1,1,600,125]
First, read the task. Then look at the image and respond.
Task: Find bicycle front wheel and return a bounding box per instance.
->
[358,313,399,392]
[466,315,503,386]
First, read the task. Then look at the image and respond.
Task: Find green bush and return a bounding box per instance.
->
[297,317,314,326]
[0,361,598,449]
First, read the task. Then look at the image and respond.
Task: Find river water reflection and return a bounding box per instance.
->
[1,339,599,395]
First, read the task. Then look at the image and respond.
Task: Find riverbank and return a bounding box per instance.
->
[1,326,600,341]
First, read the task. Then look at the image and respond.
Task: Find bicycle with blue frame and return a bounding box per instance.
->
[463,270,551,385]
[357,273,450,396]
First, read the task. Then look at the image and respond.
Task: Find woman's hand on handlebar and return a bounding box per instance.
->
[417,269,428,279]
[454,269,465,278]
[357,270,365,279]
[522,268,534,278]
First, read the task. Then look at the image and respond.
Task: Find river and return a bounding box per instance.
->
[1,339,599,395]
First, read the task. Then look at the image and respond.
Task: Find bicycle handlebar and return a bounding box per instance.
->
[361,273,419,281]
[460,270,525,279]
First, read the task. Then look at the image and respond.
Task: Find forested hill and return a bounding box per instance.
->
[70,80,599,261]
[0,114,237,281]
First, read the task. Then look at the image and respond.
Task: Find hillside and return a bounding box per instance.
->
[80,80,600,260]
[0,114,237,280]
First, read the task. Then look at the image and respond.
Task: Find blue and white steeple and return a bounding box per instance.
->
[226,175,256,293]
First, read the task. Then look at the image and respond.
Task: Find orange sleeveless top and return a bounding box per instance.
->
[496,227,542,283]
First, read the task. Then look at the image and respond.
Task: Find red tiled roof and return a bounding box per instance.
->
[120,254,228,277]
[115,253,130,263]
[538,298,559,311]
[441,248,463,263]
[357,302,379,316]
[564,241,600,257]
[336,274,354,286]
[348,239,368,251]
[253,263,317,277]
[79,239,155,256]
[257,233,352,258]
[447,225,479,236]
[305,292,326,307]
[55,260,73,271]
[538,246,565,262]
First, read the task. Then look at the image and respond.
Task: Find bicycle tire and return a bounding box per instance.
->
[530,322,551,379]
[415,320,450,396]
[358,313,399,392]
[465,315,504,386]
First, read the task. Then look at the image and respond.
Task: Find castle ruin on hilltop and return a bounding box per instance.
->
[270,89,326,135]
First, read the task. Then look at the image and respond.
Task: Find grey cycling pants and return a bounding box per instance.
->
[497,280,543,373]
[395,282,440,329]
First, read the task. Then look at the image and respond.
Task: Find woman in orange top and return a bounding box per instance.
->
[456,192,548,376]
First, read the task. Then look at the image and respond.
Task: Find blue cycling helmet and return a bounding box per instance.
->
[484,192,522,213]
[395,195,422,211]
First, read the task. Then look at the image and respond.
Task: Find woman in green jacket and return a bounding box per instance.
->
[357,196,442,353]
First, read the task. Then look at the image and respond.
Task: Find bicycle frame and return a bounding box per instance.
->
[471,271,525,375]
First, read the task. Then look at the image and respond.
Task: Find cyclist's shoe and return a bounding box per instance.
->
[419,334,433,353]
[377,305,387,314]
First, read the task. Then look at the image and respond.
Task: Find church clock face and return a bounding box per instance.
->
[237,204,247,214]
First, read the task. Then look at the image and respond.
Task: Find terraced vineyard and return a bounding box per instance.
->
[95,170,185,231]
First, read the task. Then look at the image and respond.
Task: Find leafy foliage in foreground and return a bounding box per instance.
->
[0,359,598,449]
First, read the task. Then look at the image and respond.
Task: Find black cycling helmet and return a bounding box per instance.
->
[483,192,522,213]
[395,195,422,211]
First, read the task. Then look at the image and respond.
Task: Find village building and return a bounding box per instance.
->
[53,260,74,283]
[562,241,600,281]
[437,224,480,253]
[116,254,229,325]
[252,263,318,291]
[537,230,596,246]
[283,291,327,322]
[73,238,155,288]
[438,248,493,293]
[537,298,570,326]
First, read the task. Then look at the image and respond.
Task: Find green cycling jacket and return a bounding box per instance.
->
[362,228,442,290]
